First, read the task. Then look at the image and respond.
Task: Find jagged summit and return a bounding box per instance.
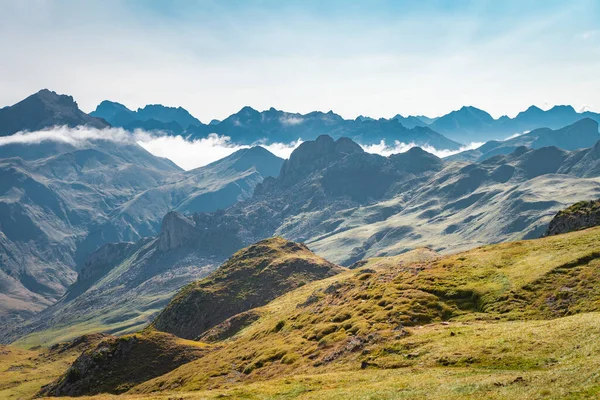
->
[279,135,364,182]
[0,89,109,136]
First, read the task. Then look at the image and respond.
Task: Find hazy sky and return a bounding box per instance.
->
[1,0,599,121]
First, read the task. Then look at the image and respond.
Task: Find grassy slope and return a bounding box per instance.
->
[0,334,108,400]
[152,237,344,340]
[6,228,600,399]
[129,227,600,398]
[41,331,209,397]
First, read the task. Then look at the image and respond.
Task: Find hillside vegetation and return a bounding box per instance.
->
[152,237,345,340]
[25,226,600,399]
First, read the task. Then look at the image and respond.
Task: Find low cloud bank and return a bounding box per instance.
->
[360,140,484,158]
[137,134,303,170]
[0,126,480,170]
[0,126,302,170]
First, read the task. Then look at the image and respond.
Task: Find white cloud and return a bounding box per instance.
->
[261,139,304,159]
[0,127,303,171]
[0,126,487,168]
[360,140,483,158]
[279,116,304,126]
[137,134,303,170]
[503,130,530,140]
[0,125,133,146]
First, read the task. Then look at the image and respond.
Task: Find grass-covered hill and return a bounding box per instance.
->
[16,225,600,399]
[152,237,345,340]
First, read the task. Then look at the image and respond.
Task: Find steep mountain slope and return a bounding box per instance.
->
[43,227,600,398]
[153,237,344,340]
[0,127,281,327]
[79,146,283,253]
[448,118,600,162]
[5,215,221,346]
[0,139,181,326]
[0,90,109,136]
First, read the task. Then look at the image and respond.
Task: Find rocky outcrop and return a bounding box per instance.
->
[157,211,199,251]
[545,200,600,236]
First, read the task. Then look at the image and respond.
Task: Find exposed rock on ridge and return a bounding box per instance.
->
[545,199,600,236]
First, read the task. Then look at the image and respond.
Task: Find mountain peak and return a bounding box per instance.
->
[239,106,259,114]
[0,89,109,136]
[548,105,576,114]
[278,135,363,184]
[31,89,77,108]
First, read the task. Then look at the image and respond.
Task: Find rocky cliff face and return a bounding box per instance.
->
[157,212,199,251]
[545,200,600,236]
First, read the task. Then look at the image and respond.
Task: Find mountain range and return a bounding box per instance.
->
[93,101,462,149]
[0,91,285,327]
[91,96,600,146]
[4,88,600,398]
[8,130,600,345]
[448,118,600,162]
[1,90,599,337]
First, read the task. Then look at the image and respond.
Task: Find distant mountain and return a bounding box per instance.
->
[429,104,600,143]
[79,146,284,254]
[448,119,600,162]
[0,89,109,136]
[9,135,600,345]
[91,101,202,130]
[391,114,428,129]
[91,100,462,149]
[187,106,462,149]
[88,97,600,148]
[429,106,496,143]
[414,114,438,124]
[0,139,181,326]
[123,119,185,135]
[0,132,282,328]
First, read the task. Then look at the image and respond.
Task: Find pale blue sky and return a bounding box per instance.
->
[1,0,599,121]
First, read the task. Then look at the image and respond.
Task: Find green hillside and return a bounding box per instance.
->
[22,226,600,399]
